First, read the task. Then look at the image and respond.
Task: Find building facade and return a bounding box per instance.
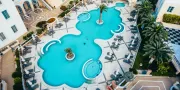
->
[0,0,27,52]
[155,0,180,22]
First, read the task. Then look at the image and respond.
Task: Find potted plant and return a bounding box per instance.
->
[65,48,75,60]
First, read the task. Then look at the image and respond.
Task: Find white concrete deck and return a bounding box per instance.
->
[22,1,139,90]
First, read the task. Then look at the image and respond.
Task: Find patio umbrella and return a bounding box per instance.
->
[63,14,70,33]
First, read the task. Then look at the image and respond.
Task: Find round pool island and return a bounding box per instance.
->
[82,59,102,80]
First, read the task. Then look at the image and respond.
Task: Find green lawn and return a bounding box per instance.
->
[133,52,149,70]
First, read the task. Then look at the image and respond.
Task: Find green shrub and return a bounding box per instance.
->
[15,49,19,58]
[69,1,74,4]
[163,14,180,25]
[36,29,43,35]
[58,9,70,17]
[60,5,67,11]
[23,31,34,40]
[14,77,21,84]
[36,21,47,29]
[12,71,22,78]
[27,31,34,37]
[23,36,27,40]
[75,0,79,4]
[68,4,73,9]
[13,82,23,90]
[129,68,138,74]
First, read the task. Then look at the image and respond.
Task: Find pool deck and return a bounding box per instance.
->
[22,1,139,90]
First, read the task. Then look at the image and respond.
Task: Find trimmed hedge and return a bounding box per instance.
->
[36,29,44,35]
[23,31,34,40]
[36,21,47,29]
[58,9,70,17]
[12,49,23,90]
[60,5,67,11]
[163,14,180,25]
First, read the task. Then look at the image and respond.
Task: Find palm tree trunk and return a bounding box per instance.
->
[65,22,68,33]
[83,0,88,10]
[99,13,102,23]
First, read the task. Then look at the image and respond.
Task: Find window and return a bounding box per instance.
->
[0,32,6,41]
[167,6,174,12]
[2,10,10,19]
[11,25,18,33]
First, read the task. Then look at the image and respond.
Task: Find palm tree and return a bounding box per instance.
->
[143,23,168,41]
[99,4,107,23]
[63,14,70,33]
[83,0,88,10]
[65,48,74,58]
[137,0,153,19]
[143,40,173,64]
[139,15,155,28]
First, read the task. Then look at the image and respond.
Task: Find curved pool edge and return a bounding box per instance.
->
[82,59,103,80]
[36,2,125,89]
[41,39,61,55]
[78,12,91,22]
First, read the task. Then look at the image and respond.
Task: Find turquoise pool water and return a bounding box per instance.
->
[116,2,125,7]
[83,60,102,79]
[78,13,90,21]
[38,6,124,88]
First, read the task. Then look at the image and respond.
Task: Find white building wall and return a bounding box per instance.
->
[156,0,180,22]
[0,0,27,48]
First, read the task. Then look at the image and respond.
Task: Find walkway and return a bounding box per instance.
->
[126,76,180,90]
[1,51,16,90]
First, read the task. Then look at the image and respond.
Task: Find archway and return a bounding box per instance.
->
[23,1,32,12]
[16,5,24,15]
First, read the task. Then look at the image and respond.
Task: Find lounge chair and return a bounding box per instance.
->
[111,44,119,49]
[131,30,138,33]
[123,59,131,64]
[124,54,128,58]
[105,56,113,60]
[110,74,116,80]
[24,73,35,79]
[23,49,31,55]
[23,62,32,68]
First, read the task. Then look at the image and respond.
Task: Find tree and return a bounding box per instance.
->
[143,40,173,64]
[143,23,168,41]
[63,15,70,33]
[99,4,107,23]
[157,63,170,75]
[139,15,155,28]
[65,48,74,58]
[137,0,153,19]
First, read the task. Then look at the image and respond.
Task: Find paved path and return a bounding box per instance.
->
[126,76,180,90]
[1,51,16,90]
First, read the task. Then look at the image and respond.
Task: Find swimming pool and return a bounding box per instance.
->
[116,2,125,7]
[38,5,124,88]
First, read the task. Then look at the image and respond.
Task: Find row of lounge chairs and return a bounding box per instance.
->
[128,34,139,50]
[20,47,39,90]
[111,35,123,49]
